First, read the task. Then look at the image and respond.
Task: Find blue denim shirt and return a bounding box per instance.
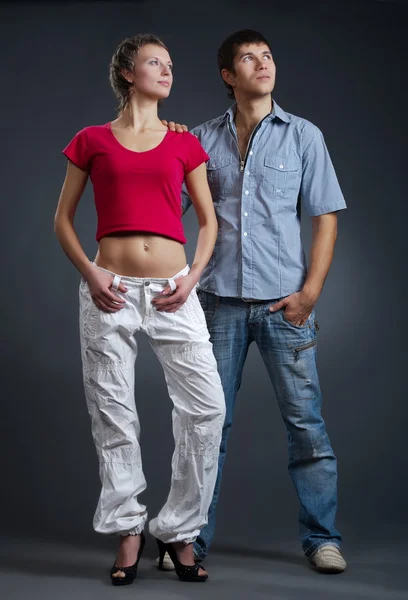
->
[182,101,347,299]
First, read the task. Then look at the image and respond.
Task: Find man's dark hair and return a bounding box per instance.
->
[217,29,272,99]
[109,33,168,114]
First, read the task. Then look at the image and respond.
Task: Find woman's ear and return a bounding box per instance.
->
[121,68,133,84]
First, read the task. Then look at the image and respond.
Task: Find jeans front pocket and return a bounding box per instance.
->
[282,309,315,331]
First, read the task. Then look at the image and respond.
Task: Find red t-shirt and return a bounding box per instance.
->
[62,124,209,243]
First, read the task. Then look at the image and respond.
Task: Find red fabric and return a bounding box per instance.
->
[62,124,209,243]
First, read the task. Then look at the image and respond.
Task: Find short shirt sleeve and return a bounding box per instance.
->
[183,132,209,175]
[62,128,91,171]
[300,126,347,216]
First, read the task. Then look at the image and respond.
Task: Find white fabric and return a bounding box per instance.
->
[168,278,177,292]
[78,265,225,544]
[111,274,121,291]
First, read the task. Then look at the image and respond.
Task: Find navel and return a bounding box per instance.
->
[143,242,149,251]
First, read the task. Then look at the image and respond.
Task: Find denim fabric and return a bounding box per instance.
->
[193,291,341,558]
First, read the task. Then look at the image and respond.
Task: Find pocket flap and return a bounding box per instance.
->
[264,154,299,172]
[207,154,232,170]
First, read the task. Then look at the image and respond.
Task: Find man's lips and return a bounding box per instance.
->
[256,75,271,80]
[158,81,170,87]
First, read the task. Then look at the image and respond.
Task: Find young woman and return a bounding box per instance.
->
[54,34,225,586]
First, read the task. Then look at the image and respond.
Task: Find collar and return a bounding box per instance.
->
[225,99,291,124]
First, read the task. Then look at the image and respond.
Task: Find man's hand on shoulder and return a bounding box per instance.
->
[161,119,188,133]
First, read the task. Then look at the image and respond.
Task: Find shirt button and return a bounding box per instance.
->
[244,212,248,216]
[276,188,282,193]
[245,190,249,195]
[249,151,253,155]
[279,164,284,169]
[243,232,248,237]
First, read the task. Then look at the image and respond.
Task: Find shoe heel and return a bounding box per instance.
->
[155,538,207,582]
[156,538,167,570]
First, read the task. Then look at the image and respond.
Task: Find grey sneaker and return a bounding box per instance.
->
[309,545,347,573]
[155,551,175,571]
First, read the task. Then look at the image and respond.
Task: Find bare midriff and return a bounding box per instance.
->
[94,232,187,278]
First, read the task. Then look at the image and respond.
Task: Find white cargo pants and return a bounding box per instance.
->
[79,265,225,544]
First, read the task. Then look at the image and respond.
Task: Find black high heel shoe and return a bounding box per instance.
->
[156,538,208,582]
[110,532,145,586]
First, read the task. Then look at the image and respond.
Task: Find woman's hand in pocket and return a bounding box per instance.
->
[152,275,196,313]
[86,268,128,313]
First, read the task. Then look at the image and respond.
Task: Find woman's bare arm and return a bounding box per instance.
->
[54,161,95,278]
[54,160,127,311]
[153,163,217,312]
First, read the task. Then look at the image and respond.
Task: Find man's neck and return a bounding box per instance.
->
[234,95,273,132]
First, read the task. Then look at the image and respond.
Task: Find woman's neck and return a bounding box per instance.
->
[115,96,164,132]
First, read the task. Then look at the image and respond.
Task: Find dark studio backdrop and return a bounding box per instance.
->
[1,0,407,557]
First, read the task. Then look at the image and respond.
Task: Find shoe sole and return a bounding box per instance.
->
[310,563,346,574]
[111,577,136,586]
[156,564,176,571]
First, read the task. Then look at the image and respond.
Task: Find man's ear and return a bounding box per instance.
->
[221,68,235,89]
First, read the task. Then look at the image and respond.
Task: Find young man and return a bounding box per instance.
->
[157,29,347,573]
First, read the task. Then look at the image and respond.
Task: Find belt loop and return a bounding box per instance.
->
[111,274,121,291]
[168,278,177,292]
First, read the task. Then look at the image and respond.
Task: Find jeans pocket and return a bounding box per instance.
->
[293,340,317,356]
[282,309,315,330]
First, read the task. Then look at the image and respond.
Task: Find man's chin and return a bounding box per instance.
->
[245,87,274,100]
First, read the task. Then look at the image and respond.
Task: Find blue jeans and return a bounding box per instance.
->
[193,292,341,559]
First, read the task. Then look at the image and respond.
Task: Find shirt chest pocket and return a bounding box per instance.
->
[206,154,234,202]
[262,154,300,198]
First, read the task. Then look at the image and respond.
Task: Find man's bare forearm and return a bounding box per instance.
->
[302,213,338,303]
